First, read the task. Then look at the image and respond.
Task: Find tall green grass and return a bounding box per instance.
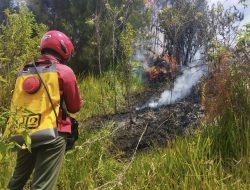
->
[57,123,123,190]
[77,71,144,119]
[54,123,249,189]
[1,65,249,189]
[119,134,247,190]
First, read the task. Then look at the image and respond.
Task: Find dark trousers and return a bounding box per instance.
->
[8,136,66,190]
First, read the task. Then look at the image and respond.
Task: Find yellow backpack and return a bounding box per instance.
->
[4,62,60,147]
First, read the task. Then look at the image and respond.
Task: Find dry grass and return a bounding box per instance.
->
[202,53,232,121]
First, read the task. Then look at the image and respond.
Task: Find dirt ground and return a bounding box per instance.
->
[83,82,204,154]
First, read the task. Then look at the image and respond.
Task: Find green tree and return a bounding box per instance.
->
[236,22,250,61]
[28,0,145,74]
[206,2,244,67]
[159,0,209,65]
[208,2,244,47]
[120,23,135,122]
[0,8,47,72]
[0,7,48,108]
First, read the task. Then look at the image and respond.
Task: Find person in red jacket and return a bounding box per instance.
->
[8,30,83,189]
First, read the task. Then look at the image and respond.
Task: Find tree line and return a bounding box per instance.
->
[0,0,247,73]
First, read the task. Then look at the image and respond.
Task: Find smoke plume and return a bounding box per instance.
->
[137,62,207,110]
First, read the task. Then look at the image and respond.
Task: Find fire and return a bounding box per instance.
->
[144,49,179,82]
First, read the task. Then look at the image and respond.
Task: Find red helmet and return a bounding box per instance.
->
[40,30,74,60]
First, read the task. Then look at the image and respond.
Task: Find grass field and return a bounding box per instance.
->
[0,68,249,189]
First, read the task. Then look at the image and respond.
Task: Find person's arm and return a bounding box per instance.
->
[60,65,83,113]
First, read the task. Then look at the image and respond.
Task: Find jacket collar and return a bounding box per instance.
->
[37,54,62,64]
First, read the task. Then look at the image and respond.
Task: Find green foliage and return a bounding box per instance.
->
[159,0,209,65]
[207,39,228,64]
[77,73,125,119]
[202,68,250,182]
[119,23,136,116]
[236,22,250,56]
[0,7,47,108]
[205,33,250,162]
[0,109,17,189]
[120,23,135,61]
[0,72,7,109]
[0,8,47,70]
[56,126,248,189]
[57,122,123,190]
[77,70,144,119]
[208,2,244,48]
[119,131,249,189]
[207,111,249,162]
[28,0,145,74]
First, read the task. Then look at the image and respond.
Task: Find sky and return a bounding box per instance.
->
[208,0,250,26]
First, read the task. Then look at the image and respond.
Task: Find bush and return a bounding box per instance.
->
[0,7,47,108]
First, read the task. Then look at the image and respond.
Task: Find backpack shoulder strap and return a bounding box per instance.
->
[31,61,58,127]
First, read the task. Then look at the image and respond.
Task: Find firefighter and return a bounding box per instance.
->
[8,30,83,189]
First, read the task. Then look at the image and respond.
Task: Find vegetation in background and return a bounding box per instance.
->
[77,71,144,120]
[236,23,250,60]
[0,8,47,108]
[159,0,209,65]
[119,23,136,121]
[158,0,245,66]
[0,1,249,190]
[23,0,146,74]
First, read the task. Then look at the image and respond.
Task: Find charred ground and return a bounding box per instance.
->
[82,82,204,154]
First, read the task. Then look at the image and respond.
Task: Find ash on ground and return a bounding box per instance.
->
[83,83,204,154]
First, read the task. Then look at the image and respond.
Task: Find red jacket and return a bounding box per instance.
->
[37,54,83,133]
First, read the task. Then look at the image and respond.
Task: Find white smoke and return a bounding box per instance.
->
[136,61,207,110]
[135,1,207,110]
[149,64,206,108]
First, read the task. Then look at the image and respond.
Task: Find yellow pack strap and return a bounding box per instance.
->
[32,61,58,127]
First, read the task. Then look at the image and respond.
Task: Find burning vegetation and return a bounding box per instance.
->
[144,48,180,82]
